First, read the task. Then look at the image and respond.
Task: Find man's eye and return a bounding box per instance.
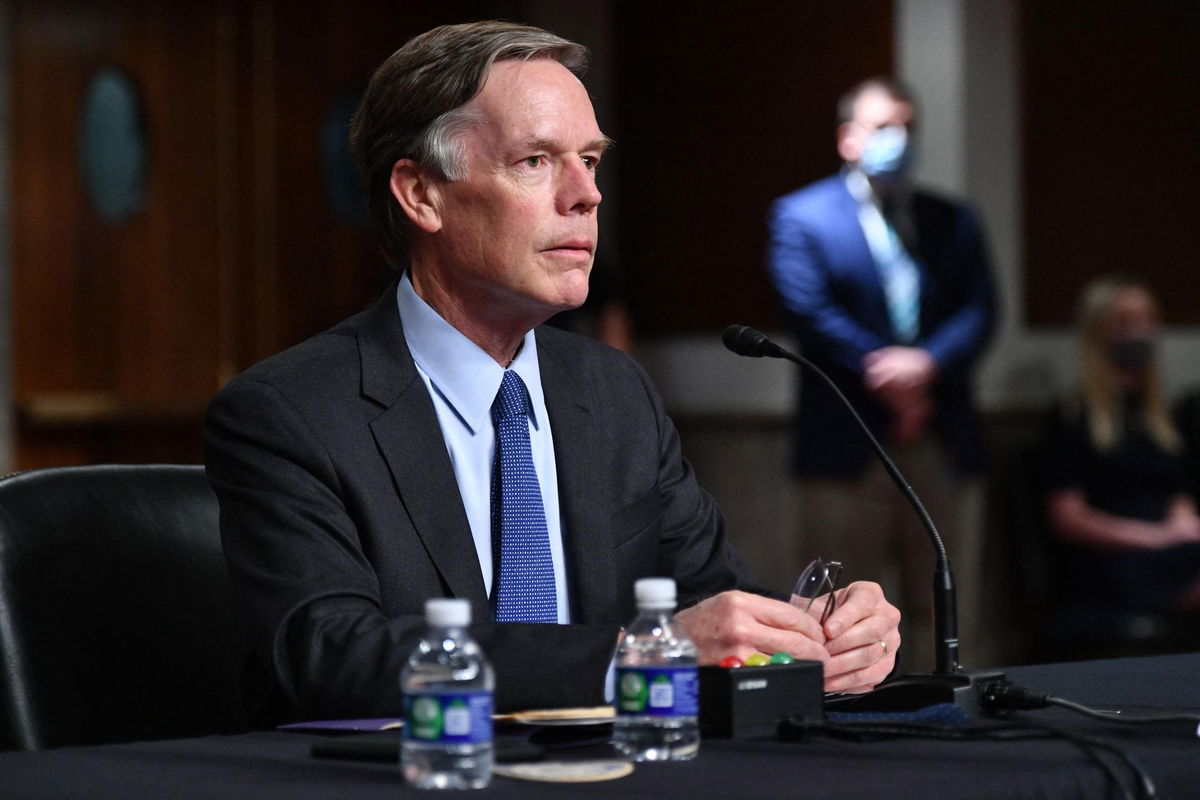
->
[582,155,600,170]
[522,155,544,168]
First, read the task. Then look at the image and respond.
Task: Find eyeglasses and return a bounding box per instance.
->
[791,556,843,625]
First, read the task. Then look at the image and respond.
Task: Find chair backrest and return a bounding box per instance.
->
[0,464,250,750]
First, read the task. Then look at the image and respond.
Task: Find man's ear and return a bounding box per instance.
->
[836,122,862,164]
[390,159,443,233]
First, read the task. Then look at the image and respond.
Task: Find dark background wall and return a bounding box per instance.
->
[613,1,893,336]
[8,0,896,466]
[7,0,1199,470]
[1020,0,1199,327]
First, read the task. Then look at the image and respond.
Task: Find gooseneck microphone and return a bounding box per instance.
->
[723,324,955,671]
[723,324,1004,717]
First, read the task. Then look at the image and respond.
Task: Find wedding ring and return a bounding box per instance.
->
[880,639,889,657]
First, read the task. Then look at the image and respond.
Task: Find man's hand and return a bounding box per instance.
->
[807,580,901,693]
[863,346,936,394]
[863,346,936,444]
[675,590,830,668]
[675,586,900,693]
[887,392,933,444]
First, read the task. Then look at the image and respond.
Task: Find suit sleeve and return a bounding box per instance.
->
[918,203,997,372]
[205,377,619,721]
[767,196,891,374]
[617,356,772,606]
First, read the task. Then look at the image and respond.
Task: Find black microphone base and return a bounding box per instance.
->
[823,668,1008,720]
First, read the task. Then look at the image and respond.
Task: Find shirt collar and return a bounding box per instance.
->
[396,272,544,435]
[844,167,875,206]
[844,166,914,219]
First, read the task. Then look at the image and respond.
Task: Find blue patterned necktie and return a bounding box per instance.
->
[490,370,558,623]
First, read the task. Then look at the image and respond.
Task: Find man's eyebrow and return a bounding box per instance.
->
[521,136,616,153]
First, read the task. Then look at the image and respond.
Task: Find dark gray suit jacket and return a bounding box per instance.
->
[205,282,760,721]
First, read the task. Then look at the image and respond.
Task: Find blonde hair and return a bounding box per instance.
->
[1075,276,1178,451]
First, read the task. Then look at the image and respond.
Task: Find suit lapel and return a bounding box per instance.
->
[537,331,619,625]
[357,282,488,609]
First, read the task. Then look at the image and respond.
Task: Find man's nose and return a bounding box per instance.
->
[559,159,602,214]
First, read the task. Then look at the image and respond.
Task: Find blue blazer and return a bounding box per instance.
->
[768,174,996,477]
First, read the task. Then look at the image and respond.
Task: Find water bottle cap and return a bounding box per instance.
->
[425,598,471,627]
[634,577,677,609]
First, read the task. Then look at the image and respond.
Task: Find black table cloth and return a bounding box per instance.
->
[2,653,1197,799]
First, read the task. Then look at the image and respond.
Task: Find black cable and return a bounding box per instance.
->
[1046,695,1200,727]
[781,715,1157,800]
[981,679,1049,710]
[1013,716,1156,800]
[979,678,1199,798]
[985,679,1200,730]
[792,679,1192,797]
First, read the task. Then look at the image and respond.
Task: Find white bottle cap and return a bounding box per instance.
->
[634,577,677,609]
[425,598,471,627]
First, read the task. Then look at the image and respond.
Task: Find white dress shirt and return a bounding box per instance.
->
[845,169,922,343]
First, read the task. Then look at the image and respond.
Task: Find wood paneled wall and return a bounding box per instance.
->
[13,2,231,466]
[12,0,890,466]
[9,0,498,467]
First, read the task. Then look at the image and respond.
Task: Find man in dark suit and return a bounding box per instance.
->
[206,21,900,722]
[768,78,995,670]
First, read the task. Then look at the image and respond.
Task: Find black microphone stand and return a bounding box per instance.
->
[723,325,1005,718]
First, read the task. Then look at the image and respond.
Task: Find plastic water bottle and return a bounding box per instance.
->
[613,577,700,761]
[401,598,494,789]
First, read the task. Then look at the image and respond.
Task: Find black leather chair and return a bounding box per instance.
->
[0,465,250,750]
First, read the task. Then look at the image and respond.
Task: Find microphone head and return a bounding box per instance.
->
[723,324,780,358]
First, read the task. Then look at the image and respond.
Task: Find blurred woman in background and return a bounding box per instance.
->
[1044,276,1200,653]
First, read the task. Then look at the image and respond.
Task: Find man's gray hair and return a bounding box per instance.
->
[350,21,589,269]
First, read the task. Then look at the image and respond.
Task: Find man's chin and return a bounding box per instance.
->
[515,270,590,323]
[553,271,591,311]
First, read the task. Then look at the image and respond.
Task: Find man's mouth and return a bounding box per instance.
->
[542,239,594,259]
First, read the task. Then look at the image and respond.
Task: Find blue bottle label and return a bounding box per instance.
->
[616,666,699,716]
[403,691,493,744]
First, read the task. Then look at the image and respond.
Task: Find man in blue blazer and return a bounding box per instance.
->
[206,22,901,723]
[768,78,995,670]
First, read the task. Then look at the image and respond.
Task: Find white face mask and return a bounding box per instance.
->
[859,125,913,180]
